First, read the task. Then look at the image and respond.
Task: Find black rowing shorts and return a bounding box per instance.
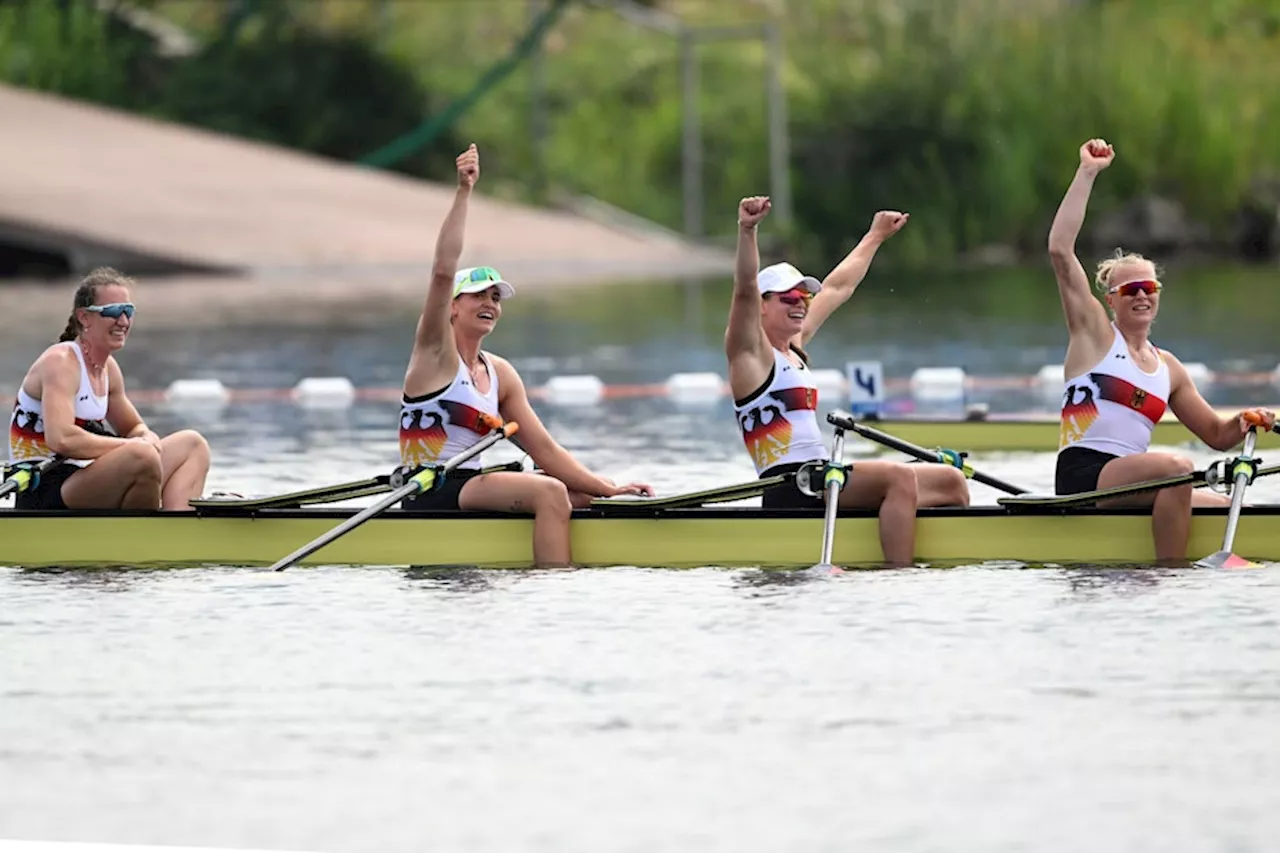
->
[1055,446,1118,495]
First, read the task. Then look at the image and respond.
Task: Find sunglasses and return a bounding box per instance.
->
[1108,280,1162,297]
[84,302,136,319]
[772,288,814,306]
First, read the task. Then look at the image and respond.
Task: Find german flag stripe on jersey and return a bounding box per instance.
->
[1091,372,1167,424]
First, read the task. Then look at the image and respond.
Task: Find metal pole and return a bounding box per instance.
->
[680,28,703,238]
[764,20,792,235]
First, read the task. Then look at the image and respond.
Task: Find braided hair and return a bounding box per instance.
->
[58,267,135,342]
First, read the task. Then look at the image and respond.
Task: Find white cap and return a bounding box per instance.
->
[757,262,822,296]
[454,266,515,299]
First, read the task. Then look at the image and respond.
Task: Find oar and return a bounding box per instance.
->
[269,416,519,572]
[827,411,1028,495]
[1195,414,1268,569]
[812,419,850,573]
[0,455,65,500]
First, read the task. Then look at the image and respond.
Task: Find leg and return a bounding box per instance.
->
[60,442,163,510]
[1095,452,1195,562]
[835,459,919,567]
[913,464,970,507]
[458,471,574,568]
[158,430,211,511]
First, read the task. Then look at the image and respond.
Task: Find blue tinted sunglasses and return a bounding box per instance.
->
[84,302,136,319]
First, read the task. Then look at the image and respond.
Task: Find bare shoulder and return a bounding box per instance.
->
[488,353,525,391]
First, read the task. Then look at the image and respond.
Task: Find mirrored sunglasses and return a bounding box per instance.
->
[774,287,814,305]
[84,302,136,319]
[1108,280,1162,297]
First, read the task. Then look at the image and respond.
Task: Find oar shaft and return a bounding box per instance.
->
[818,430,846,567]
[845,419,1028,495]
[1219,429,1257,554]
[269,420,517,571]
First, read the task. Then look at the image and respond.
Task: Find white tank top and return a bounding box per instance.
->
[1059,324,1170,456]
[399,353,501,471]
[732,346,826,475]
[8,341,110,468]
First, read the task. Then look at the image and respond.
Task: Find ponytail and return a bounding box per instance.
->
[58,313,79,343]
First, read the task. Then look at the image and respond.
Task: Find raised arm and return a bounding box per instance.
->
[724,196,773,397]
[799,210,908,347]
[405,145,479,396]
[1048,139,1116,356]
[492,358,653,498]
[1166,354,1277,450]
[39,349,131,459]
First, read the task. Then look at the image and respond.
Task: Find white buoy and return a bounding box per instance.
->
[808,368,847,398]
[543,374,605,406]
[910,367,967,401]
[1182,362,1215,388]
[664,372,725,405]
[164,378,228,406]
[292,376,355,409]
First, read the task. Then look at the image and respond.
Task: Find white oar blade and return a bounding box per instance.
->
[1194,550,1261,570]
[805,562,845,576]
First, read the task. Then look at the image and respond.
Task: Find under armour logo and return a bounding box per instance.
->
[78,394,89,401]
[1115,354,1126,360]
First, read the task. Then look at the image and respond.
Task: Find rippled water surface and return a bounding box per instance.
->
[3,399,1280,853]
[4,270,1280,852]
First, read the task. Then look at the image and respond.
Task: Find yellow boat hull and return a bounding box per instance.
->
[2,506,1278,568]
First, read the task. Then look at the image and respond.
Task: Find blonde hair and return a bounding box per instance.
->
[1094,249,1161,296]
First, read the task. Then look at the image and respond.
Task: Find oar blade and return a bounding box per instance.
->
[1194,550,1261,570]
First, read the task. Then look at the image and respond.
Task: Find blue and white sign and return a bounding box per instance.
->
[845,360,884,416]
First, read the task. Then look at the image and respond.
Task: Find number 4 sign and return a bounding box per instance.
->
[846,360,884,416]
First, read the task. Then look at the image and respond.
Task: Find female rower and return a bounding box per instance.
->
[1048,138,1275,561]
[725,196,969,567]
[399,144,653,568]
[7,267,211,510]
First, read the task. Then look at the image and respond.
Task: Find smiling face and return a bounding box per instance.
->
[1101,258,1161,332]
[761,287,812,340]
[450,286,503,337]
[76,283,134,353]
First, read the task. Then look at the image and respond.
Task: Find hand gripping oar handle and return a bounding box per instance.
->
[827,411,1028,495]
[1196,411,1268,569]
[269,415,519,572]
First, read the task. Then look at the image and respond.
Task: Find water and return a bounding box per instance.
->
[3,267,1280,852]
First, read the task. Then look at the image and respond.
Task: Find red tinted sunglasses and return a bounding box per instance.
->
[1108,279,1162,297]
[772,287,814,305]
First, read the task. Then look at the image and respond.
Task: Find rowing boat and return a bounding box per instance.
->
[862,408,1280,453]
[3,503,1279,568]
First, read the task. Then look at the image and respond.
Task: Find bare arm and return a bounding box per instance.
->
[1166,354,1270,451]
[724,196,774,399]
[1048,140,1116,363]
[405,145,479,396]
[40,349,132,459]
[493,358,650,498]
[798,211,908,348]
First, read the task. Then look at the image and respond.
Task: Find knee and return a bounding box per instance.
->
[174,430,211,465]
[1167,454,1195,476]
[532,476,573,518]
[120,441,163,481]
[887,462,919,502]
[940,466,970,506]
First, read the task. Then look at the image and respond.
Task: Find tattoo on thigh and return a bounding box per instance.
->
[510,498,523,512]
